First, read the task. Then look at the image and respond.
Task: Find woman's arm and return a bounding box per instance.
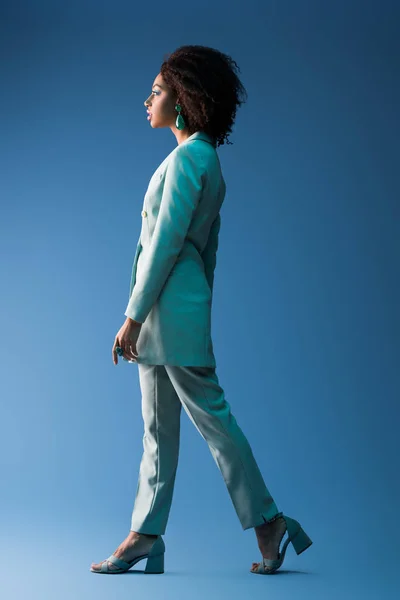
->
[125,143,206,324]
[200,212,221,294]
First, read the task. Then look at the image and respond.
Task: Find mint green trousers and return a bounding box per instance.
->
[130,364,281,534]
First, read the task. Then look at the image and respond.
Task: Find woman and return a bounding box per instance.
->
[90,45,312,575]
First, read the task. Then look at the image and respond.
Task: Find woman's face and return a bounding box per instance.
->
[144,74,177,129]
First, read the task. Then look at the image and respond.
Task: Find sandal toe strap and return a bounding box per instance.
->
[105,554,130,571]
[262,557,280,569]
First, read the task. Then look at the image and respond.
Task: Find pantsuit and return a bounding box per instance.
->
[130,363,281,534]
[125,131,281,536]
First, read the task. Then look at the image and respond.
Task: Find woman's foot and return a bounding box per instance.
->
[90,531,158,572]
[250,516,287,573]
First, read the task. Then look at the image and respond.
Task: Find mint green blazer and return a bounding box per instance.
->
[124,131,226,366]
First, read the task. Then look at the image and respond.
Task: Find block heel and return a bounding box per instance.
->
[284,515,313,555]
[145,551,164,574]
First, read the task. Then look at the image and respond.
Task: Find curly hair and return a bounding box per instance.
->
[160,45,248,148]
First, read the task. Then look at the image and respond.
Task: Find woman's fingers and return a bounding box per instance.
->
[122,342,137,361]
[113,321,141,364]
[112,340,120,364]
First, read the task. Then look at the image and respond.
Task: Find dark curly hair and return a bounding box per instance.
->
[160,45,248,148]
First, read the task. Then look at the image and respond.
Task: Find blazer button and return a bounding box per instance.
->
[141,210,147,217]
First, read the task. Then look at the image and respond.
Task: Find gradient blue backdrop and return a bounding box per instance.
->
[1,1,398,599]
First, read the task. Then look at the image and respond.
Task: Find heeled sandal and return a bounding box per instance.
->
[90,535,165,574]
[250,514,312,575]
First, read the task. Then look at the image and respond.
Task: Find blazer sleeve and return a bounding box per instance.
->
[124,143,206,324]
[200,212,221,293]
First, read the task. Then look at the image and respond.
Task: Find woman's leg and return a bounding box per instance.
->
[91,363,181,572]
[164,365,282,530]
[130,363,182,535]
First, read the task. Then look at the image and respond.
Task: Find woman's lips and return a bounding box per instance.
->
[147,112,152,120]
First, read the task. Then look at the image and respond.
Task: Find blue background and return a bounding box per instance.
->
[0,1,398,598]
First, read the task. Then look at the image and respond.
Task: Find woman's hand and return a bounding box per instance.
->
[112,317,142,365]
